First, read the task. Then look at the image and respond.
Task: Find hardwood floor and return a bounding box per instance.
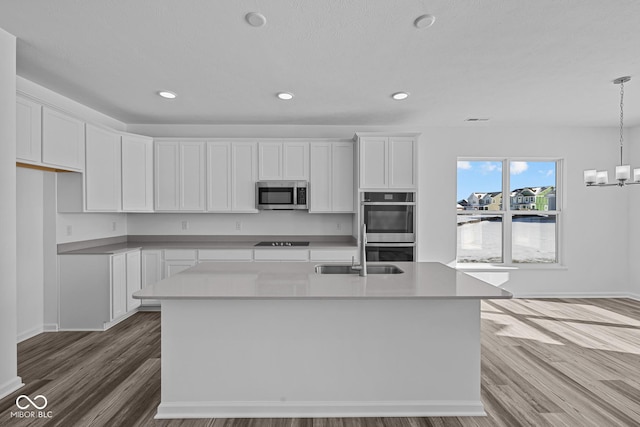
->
[1,298,639,426]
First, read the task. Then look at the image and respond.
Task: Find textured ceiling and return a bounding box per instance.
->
[1,0,639,126]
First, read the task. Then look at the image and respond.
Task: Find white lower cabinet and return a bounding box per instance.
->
[164,249,197,277]
[59,249,141,330]
[126,250,142,311]
[141,250,163,306]
[198,249,253,261]
[309,249,358,262]
[253,249,309,262]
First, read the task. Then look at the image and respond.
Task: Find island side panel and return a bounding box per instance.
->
[158,298,483,418]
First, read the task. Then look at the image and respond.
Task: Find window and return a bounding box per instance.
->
[457,159,560,265]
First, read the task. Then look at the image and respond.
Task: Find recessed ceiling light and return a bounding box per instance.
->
[414,14,436,29]
[246,12,267,27]
[391,92,409,100]
[158,91,177,99]
[277,92,294,100]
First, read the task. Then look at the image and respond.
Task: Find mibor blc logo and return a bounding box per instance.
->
[10,394,53,419]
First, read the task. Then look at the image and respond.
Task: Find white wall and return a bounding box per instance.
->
[57,212,127,244]
[628,126,640,299]
[135,123,633,298]
[17,168,44,341]
[0,26,22,399]
[127,211,353,236]
[419,126,630,297]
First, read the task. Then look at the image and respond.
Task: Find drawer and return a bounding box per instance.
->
[163,249,197,260]
[310,249,358,262]
[198,249,253,261]
[253,249,309,262]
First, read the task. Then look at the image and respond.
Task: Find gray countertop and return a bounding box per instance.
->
[133,261,513,300]
[58,236,357,255]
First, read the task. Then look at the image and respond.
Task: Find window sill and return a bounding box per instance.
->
[455,263,568,272]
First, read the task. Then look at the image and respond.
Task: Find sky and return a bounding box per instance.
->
[457,160,556,202]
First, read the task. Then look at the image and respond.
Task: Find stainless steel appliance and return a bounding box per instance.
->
[254,241,310,247]
[256,181,308,210]
[361,192,415,261]
[365,244,415,262]
[361,192,415,242]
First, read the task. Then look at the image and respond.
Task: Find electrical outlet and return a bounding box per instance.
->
[235,221,242,231]
[181,220,189,231]
[66,225,72,236]
[336,223,342,231]
[112,221,117,232]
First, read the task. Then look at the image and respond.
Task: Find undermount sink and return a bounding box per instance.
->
[314,264,404,275]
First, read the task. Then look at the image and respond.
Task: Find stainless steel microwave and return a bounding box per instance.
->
[256,181,308,210]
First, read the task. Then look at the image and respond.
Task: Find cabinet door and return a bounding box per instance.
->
[207,142,232,211]
[309,142,331,212]
[282,142,309,180]
[165,260,196,278]
[42,107,84,170]
[180,142,206,211]
[155,142,180,211]
[85,124,122,211]
[126,251,142,312]
[232,142,259,212]
[389,137,416,188]
[16,96,42,162]
[332,142,354,212]
[141,250,163,306]
[122,134,154,211]
[111,254,127,320]
[258,142,282,180]
[359,137,388,189]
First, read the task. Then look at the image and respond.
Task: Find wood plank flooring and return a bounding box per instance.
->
[1,298,639,426]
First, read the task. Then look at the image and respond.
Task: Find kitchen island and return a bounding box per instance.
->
[134,261,511,419]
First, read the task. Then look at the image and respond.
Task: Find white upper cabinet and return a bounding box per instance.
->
[207,141,258,212]
[309,141,354,213]
[155,141,206,211]
[42,106,85,171]
[309,143,332,212]
[207,142,232,211]
[85,124,122,212]
[357,133,418,190]
[258,141,309,181]
[180,142,206,211]
[258,142,282,180]
[122,134,154,212]
[283,142,309,180]
[231,142,259,212]
[388,137,417,188]
[332,142,355,211]
[16,95,42,163]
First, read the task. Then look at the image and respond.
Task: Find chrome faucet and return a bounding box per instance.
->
[352,224,367,277]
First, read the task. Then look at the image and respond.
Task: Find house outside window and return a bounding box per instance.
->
[456,159,561,265]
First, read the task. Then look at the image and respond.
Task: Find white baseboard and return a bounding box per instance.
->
[155,400,486,419]
[0,377,24,401]
[44,323,59,332]
[17,326,44,343]
[137,305,160,312]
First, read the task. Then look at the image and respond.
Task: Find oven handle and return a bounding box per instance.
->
[365,242,416,247]
[361,201,416,206]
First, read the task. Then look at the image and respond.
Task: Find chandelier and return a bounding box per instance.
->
[584,76,640,187]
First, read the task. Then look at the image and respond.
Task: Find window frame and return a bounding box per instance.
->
[456,157,563,267]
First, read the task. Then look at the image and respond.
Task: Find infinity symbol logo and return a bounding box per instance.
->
[16,395,48,410]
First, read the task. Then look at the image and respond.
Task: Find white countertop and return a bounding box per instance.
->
[134,262,512,300]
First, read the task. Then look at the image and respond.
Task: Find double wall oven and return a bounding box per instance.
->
[361,192,415,261]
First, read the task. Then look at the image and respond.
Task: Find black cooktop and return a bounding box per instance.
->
[254,241,310,247]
